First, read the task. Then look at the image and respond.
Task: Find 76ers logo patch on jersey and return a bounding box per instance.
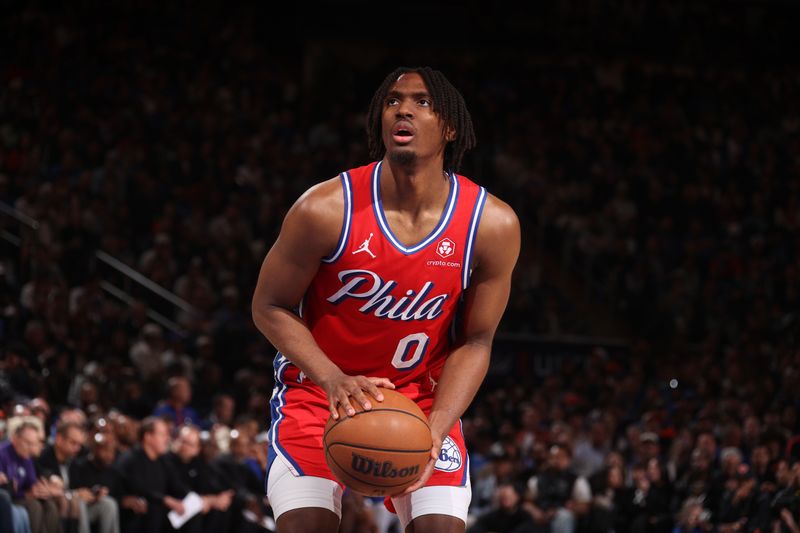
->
[436,238,456,258]
[435,436,463,472]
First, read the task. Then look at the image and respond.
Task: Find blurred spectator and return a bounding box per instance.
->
[628,459,672,533]
[35,421,83,531]
[28,400,51,431]
[138,234,177,286]
[108,414,138,456]
[165,425,234,533]
[118,380,152,420]
[472,450,521,519]
[573,415,611,479]
[0,478,32,533]
[37,421,119,533]
[468,482,532,533]
[638,432,662,466]
[523,443,591,532]
[71,432,128,532]
[129,324,167,386]
[672,499,710,533]
[202,394,235,431]
[52,410,87,438]
[587,463,630,533]
[213,429,270,530]
[767,459,800,533]
[672,448,714,518]
[517,405,547,459]
[0,421,61,533]
[152,376,200,427]
[715,471,757,533]
[115,417,192,533]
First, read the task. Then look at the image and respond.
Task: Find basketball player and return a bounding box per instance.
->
[252,66,520,533]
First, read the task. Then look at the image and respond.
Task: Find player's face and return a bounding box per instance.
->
[381,72,451,166]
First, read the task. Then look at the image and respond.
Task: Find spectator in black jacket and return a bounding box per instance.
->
[71,432,125,533]
[523,443,592,533]
[71,433,121,499]
[587,463,631,533]
[629,459,672,533]
[468,482,532,533]
[165,425,234,533]
[115,417,196,533]
[35,421,81,522]
[38,421,120,533]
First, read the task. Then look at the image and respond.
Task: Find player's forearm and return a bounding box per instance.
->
[253,303,343,386]
[427,341,491,440]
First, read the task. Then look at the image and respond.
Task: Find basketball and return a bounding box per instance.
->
[323,388,432,496]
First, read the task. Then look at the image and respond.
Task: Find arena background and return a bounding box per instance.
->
[2,2,800,532]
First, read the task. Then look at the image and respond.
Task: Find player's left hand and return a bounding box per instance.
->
[400,433,442,495]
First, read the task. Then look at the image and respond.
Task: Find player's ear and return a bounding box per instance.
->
[444,126,456,142]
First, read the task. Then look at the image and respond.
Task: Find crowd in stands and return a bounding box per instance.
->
[0,392,274,533]
[2,3,800,533]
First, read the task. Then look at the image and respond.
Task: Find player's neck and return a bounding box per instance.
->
[382,158,449,214]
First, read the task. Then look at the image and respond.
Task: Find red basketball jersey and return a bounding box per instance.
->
[300,160,486,388]
[267,160,485,485]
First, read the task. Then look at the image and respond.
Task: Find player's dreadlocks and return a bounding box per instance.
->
[366,67,476,174]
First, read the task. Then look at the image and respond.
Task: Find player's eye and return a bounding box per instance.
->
[418,98,431,107]
[386,97,399,106]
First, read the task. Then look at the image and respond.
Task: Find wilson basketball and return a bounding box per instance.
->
[323,388,432,496]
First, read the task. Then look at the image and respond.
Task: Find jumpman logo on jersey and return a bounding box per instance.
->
[352,233,376,259]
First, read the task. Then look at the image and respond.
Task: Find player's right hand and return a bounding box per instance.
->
[322,373,395,419]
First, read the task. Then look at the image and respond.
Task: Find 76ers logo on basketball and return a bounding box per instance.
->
[436,238,455,259]
[435,436,463,472]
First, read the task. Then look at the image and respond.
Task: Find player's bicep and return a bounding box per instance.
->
[459,198,520,345]
[255,229,320,309]
[459,262,514,346]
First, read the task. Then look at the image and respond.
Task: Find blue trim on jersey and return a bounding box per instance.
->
[459,419,470,486]
[321,172,353,263]
[462,187,487,290]
[371,160,459,255]
[267,353,304,476]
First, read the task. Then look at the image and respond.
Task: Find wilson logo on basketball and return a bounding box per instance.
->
[436,238,456,259]
[351,454,420,479]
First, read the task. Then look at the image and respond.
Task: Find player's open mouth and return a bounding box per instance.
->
[392,121,416,144]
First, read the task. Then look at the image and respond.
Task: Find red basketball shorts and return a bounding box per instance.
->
[267,365,469,489]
